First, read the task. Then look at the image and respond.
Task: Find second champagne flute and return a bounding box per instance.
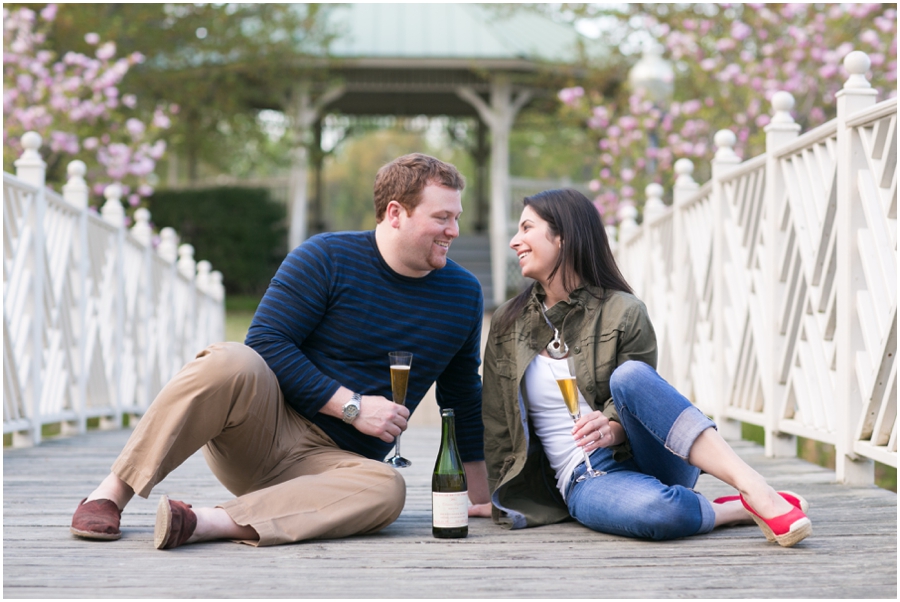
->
[386,351,412,468]
[552,355,604,480]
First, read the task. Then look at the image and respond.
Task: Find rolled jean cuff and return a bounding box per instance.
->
[696,493,716,534]
[664,405,716,459]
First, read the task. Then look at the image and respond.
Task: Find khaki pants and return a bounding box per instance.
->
[111,342,406,546]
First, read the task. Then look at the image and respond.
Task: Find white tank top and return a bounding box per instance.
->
[523,354,594,500]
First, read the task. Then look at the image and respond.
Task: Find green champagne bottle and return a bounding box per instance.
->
[432,408,468,538]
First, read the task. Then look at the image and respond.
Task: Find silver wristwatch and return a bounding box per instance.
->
[342,392,361,423]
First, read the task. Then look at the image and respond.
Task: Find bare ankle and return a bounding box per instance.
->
[86,473,135,510]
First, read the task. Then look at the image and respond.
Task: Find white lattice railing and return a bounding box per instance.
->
[3,132,225,446]
[614,51,896,485]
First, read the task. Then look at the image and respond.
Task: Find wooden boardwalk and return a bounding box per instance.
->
[3,424,896,599]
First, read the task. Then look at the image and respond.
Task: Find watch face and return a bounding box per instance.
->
[343,403,359,421]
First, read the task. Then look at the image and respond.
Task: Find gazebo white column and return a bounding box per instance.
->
[457,76,533,308]
[287,82,344,250]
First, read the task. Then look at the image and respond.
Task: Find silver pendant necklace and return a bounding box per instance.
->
[539,302,569,359]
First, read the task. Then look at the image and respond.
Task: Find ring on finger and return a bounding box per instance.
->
[598,429,604,440]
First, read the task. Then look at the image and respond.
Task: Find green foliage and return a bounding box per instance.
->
[148,187,286,296]
[37,3,336,180]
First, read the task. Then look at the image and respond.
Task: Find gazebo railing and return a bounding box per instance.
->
[613,52,896,485]
[3,132,225,446]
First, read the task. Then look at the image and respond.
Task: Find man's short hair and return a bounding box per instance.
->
[373,153,466,222]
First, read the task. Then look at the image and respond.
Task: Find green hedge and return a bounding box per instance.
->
[148,187,286,296]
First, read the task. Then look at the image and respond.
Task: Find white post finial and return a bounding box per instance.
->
[101,183,125,227]
[196,260,212,292]
[618,201,639,239]
[15,131,47,187]
[674,158,698,190]
[605,225,618,254]
[62,160,89,209]
[643,183,666,221]
[211,270,225,302]
[843,51,872,89]
[158,227,178,263]
[177,243,196,280]
[131,207,153,246]
[713,129,741,164]
[770,91,796,124]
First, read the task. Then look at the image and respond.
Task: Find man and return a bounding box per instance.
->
[70,153,490,549]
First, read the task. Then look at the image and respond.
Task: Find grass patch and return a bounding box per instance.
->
[740,421,895,492]
[226,311,254,343]
[226,294,263,313]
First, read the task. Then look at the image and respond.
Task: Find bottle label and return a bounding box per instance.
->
[432,491,468,528]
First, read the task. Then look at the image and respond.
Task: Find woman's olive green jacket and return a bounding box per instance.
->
[482,284,657,529]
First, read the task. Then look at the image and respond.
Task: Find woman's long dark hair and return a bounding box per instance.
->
[494,188,633,333]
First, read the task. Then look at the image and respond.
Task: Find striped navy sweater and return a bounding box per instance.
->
[245,230,485,462]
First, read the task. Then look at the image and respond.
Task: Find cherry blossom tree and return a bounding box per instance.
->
[3,4,174,212]
[555,3,897,220]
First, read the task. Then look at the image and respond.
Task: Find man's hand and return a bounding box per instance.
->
[353,395,409,443]
[322,387,409,443]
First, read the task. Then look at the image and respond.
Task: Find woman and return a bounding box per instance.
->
[482,189,811,547]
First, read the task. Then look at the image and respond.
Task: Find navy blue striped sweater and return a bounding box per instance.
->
[245,230,485,462]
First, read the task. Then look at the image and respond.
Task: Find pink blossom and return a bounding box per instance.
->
[860,30,880,47]
[731,22,752,41]
[96,42,116,61]
[128,194,141,207]
[84,32,100,45]
[589,179,601,192]
[600,168,611,179]
[138,184,154,197]
[122,94,137,108]
[126,118,145,138]
[621,168,635,182]
[83,137,99,150]
[169,103,180,114]
[558,86,584,105]
[619,116,638,131]
[700,58,717,71]
[152,110,171,129]
[621,186,635,198]
[40,4,57,21]
[716,38,737,52]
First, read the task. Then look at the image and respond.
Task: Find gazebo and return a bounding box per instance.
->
[286,3,608,307]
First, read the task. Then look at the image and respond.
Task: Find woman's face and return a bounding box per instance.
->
[510,205,561,284]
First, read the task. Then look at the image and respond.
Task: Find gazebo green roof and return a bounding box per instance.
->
[323,3,605,66]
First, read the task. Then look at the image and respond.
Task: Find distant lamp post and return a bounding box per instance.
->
[628,43,674,177]
[628,42,674,105]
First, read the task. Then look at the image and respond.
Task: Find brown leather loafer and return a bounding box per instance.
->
[70,498,122,540]
[154,495,197,550]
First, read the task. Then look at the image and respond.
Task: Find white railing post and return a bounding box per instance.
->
[672,159,698,393]
[764,91,802,457]
[835,51,879,484]
[618,201,638,242]
[178,243,197,365]
[711,130,742,439]
[63,160,90,435]
[13,132,46,446]
[101,184,125,430]
[131,207,154,415]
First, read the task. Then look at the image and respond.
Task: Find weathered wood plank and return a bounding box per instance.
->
[3,426,896,599]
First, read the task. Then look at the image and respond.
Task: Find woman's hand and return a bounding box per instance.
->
[572,411,622,452]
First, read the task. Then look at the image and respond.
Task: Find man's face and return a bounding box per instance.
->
[393,184,462,277]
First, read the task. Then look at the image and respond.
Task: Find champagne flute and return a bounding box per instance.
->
[386,351,413,468]
[551,355,604,480]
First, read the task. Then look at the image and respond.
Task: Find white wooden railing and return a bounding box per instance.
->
[613,51,896,485]
[3,132,226,446]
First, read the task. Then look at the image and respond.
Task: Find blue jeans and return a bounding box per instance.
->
[565,361,717,540]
